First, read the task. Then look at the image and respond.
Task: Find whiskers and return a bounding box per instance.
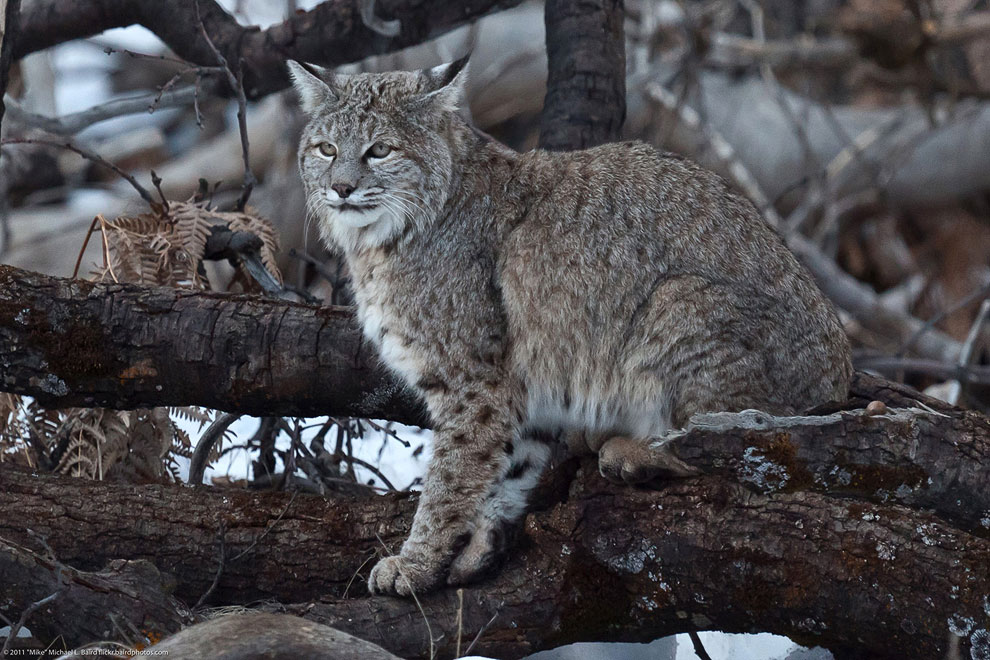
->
[304,190,334,251]
[374,189,429,224]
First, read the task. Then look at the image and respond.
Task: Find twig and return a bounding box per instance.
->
[899,284,990,356]
[687,630,713,660]
[956,299,990,405]
[462,604,501,656]
[956,299,990,368]
[102,44,194,67]
[231,61,255,211]
[0,563,65,656]
[288,247,338,286]
[856,355,990,385]
[96,215,119,283]
[4,86,201,135]
[0,137,154,203]
[342,552,378,599]
[150,170,169,210]
[229,490,298,561]
[455,588,464,657]
[72,216,102,279]
[193,524,226,610]
[362,418,412,448]
[340,453,399,492]
[195,0,254,211]
[189,412,241,485]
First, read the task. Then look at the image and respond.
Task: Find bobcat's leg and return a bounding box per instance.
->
[598,434,700,485]
[448,431,554,585]
[368,382,521,596]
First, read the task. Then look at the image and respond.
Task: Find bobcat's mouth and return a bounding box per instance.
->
[333,202,377,212]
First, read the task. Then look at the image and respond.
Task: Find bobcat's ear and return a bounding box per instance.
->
[287,60,338,113]
[420,54,470,112]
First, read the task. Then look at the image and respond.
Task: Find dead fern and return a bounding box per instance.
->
[91,200,282,293]
[2,198,285,482]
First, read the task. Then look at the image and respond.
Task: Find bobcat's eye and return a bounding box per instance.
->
[368,142,392,159]
[316,142,337,158]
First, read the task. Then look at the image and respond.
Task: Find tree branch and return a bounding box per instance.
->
[0,264,426,423]
[14,0,524,100]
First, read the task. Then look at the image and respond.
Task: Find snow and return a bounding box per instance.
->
[174,415,431,491]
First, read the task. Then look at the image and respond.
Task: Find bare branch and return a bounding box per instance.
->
[15,0,525,100]
[0,264,426,422]
[0,137,155,203]
[4,86,201,135]
[194,1,254,210]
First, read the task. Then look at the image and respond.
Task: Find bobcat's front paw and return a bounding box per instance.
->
[368,553,444,596]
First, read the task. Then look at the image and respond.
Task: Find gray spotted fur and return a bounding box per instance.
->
[288,58,852,596]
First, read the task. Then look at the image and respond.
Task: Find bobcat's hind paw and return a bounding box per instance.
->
[598,435,701,485]
[368,554,443,597]
[447,526,509,586]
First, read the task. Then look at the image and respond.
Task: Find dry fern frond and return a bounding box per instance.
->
[90,199,282,292]
[0,394,28,464]
[169,406,213,428]
[0,393,25,445]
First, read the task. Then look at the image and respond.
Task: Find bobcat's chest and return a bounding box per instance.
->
[353,274,428,386]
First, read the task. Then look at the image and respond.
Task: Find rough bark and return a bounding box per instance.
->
[0,537,192,648]
[538,0,626,150]
[13,0,521,100]
[2,379,989,659]
[0,264,427,423]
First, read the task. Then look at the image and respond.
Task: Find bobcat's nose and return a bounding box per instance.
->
[332,182,356,199]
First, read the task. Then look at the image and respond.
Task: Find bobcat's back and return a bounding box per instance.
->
[498,142,851,433]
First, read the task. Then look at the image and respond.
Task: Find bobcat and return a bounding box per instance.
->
[288,57,852,596]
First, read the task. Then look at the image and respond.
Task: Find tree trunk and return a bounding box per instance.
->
[539,0,626,150]
[0,0,20,136]
[2,377,989,659]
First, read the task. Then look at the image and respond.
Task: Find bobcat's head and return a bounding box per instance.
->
[289,57,469,253]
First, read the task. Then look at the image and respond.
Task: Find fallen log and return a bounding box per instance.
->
[0,537,191,649]
[2,387,989,659]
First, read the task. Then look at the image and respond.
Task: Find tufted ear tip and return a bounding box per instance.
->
[286,60,337,112]
[437,53,470,87]
[421,53,471,111]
